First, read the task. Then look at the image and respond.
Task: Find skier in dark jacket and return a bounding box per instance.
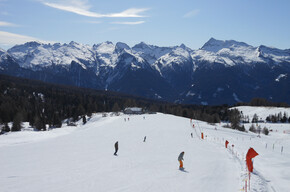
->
[178,151,185,169]
[114,141,118,156]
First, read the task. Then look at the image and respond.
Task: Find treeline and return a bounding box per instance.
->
[266,112,290,123]
[0,75,229,133]
[249,124,269,135]
[236,98,289,108]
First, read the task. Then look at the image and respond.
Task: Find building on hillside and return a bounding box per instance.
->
[124,107,144,114]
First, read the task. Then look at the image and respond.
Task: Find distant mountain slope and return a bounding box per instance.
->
[1,38,290,105]
[232,106,290,121]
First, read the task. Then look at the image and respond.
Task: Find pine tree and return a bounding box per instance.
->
[34,115,45,131]
[262,127,269,135]
[52,112,62,128]
[82,115,87,124]
[229,109,241,130]
[249,124,256,133]
[11,112,23,132]
[213,113,220,123]
[252,114,258,123]
[257,125,262,134]
[0,122,10,134]
[278,112,283,122]
[281,112,287,123]
[112,102,120,112]
[182,109,188,117]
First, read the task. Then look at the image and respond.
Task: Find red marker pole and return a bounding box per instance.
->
[248,172,250,190]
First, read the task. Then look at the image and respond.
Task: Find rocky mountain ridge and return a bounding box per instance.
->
[1,38,290,105]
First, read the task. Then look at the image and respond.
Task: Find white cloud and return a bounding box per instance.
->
[85,20,102,24]
[42,0,149,18]
[183,9,200,18]
[0,31,51,46]
[107,8,148,18]
[111,21,145,25]
[0,21,17,27]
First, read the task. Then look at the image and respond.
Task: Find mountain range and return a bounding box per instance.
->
[1,38,290,105]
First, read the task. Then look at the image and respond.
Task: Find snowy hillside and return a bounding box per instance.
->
[1,112,289,192]
[233,106,290,121]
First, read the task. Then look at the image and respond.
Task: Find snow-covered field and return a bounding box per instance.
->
[233,106,290,121]
[1,111,289,192]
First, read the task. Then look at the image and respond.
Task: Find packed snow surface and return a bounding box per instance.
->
[1,112,290,192]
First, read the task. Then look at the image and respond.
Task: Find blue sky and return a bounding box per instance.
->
[0,0,289,50]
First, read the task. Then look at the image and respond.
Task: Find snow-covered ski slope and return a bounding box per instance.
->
[1,113,290,192]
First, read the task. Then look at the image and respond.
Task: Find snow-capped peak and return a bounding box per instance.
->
[93,41,115,54]
[4,39,290,74]
[156,46,191,66]
[0,48,8,61]
[179,43,192,52]
[256,45,290,63]
[132,42,152,50]
[69,41,80,46]
[115,42,130,51]
[201,38,250,53]
[191,38,265,66]
[8,41,95,69]
[23,41,43,48]
[0,48,6,54]
[132,43,175,65]
[180,43,187,49]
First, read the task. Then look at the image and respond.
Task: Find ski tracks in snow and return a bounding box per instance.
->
[206,131,272,192]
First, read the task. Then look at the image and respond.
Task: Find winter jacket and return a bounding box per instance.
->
[178,152,184,161]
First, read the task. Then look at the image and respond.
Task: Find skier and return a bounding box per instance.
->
[178,151,185,169]
[191,133,193,138]
[143,136,146,142]
[114,141,119,156]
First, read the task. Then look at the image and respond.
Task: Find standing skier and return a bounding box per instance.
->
[114,141,119,156]
[178,151,185,169]
[143,136,146,142]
